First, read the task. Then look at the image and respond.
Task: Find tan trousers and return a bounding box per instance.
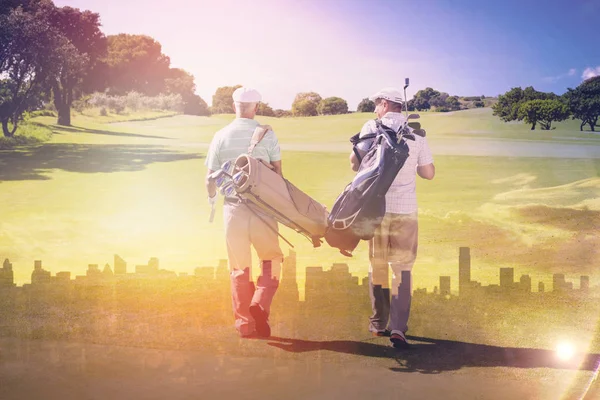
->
[224,202,283,336]
[368,212,418,335]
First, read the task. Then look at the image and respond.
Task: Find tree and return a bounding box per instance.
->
[356,98,375,112]
[429,92,449,109]
[564,76,600,131]
[517,99,570,130]
[49,6,107,126]
[274,109,292,118]
[492,86,557,124]
[164,68,195,98]
[183,94,210,116]
[412,87,440,111]
[0,6,65,136]
[317,97,348,115]
[445,96,461,111]
[291,92,321,116]
[0,0,45,15]
[105,34,171,95]
[257,102,275,117]
[211,85,241,114]
[406,99,416,111]
[164,68,209,116]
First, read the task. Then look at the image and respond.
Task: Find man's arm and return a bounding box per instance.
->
[349,149,367,172]
[270,160,283,176]
[205,169,217,197]
[417,163,435,180]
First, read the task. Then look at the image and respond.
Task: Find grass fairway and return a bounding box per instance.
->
[0,109,599,295]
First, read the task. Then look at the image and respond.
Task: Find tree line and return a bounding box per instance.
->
[492,78,600,131]
[0,0,209,137]
[3,1,597,137]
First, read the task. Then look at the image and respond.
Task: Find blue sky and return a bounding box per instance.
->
[54,0,600,110]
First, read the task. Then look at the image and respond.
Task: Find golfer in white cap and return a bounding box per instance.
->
[205,87,283,338]
[349,87,435,349]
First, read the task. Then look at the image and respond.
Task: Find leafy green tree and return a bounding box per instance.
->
[274,109,292,118]
[105,34,171,95]
[0,0,44,15]
[257,102,275,117]
[49,6,107,126]
[429,92,449,109]
[164,68,209,116]
[406,99,416,111]
[164,68,195,97]
[317,97,348,115]
[564,76,600,131]
[412,87,440,111]
[291,92,321,116]
[0,6,65,136]
[445,96,461,111]
[517,99,570,130]
[183,94,210,116]
[356,98,375,112]
[211,85,241,114]
[492,86,557,124]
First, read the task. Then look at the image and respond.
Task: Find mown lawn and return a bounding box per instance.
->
[0,109,598,294]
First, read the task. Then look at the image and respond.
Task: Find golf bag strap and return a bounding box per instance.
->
[248,124,272,155]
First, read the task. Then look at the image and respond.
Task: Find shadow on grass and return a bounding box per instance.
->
[0,143,202,181]
[51,125,171,140]
[267,336,600,374]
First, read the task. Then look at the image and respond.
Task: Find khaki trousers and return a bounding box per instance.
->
[368,212,418,335]
[224,202,283,336]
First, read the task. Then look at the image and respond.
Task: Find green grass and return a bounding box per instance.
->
[1,108,598,294]
[0,120,53,150]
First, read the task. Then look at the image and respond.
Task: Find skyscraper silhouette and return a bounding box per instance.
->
[459,247,471,296]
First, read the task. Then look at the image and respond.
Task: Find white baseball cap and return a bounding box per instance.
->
[232,87,262,103]
[368,87,404,104]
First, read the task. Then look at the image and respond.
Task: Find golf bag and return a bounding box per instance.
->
[324,120,415,256]
[232,154,329,247]
[211,124,329,247]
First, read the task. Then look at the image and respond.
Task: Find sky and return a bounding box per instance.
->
[53,0,600,110]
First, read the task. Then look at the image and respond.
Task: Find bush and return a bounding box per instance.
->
[28,110,56,117]
[356,98,375,112]
[88,92,184,114]
[72,95,91,113]
[257,102,275,117]
[291,92,322,116]
[99,107,108,116]
[317,97,348,115]
[274,109,292,118]
[473,101,485,108]
[183,94,210,116]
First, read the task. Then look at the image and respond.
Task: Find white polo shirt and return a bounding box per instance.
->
[357,112,434,214]
[205,118,281,172]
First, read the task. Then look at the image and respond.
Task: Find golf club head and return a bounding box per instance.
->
[232,170,248,186]
[221,160,235,176]
[404,77,409,90]
[209,169,225,181]
[220,181,237,197]
[407,113,420,120]
[215,174,231,188]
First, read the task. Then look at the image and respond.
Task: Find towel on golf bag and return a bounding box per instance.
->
[232,154,329,247]
[324,120,414,256]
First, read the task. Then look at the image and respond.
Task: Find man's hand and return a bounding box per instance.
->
[208,193,217,206]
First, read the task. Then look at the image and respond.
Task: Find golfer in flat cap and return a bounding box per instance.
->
[349,87,435,349]
[205,87,283,338]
